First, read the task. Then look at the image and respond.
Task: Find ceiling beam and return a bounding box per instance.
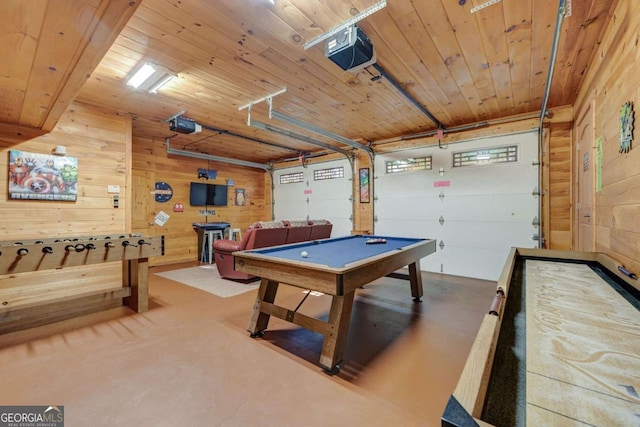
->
[41,0,142,131]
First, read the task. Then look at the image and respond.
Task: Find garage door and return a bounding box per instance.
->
[374,131,539,281]
[273,158,352,237]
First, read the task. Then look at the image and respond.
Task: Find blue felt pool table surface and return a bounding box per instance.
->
[245,235,425,268]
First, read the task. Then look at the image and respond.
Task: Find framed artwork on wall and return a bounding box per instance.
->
[235,188,246,206]
[8,150,78,201]
[359,168,370,203]
[619,101,634,153]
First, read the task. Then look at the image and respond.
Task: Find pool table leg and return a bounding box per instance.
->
[247,278,279,337]
[319,290,356,374]
[409,260,424,302]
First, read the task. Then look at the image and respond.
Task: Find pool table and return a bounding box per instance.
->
[233,235,437,374]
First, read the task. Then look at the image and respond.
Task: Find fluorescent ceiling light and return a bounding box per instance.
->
[127,62,177,93]
[127,63,156,88]
[148,74,176,93]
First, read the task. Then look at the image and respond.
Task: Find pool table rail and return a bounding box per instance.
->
[234,238,437,296]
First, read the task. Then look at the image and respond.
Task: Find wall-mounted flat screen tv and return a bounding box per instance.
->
[189,182,228,206]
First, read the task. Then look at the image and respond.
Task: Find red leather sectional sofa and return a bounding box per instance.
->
[213,219,332,281]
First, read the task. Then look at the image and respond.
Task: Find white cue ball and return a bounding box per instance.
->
[301,251,308,258]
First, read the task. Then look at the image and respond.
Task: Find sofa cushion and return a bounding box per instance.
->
[257,220,284,229]
[284,219,309,227]
[214,226,254,251]
[248,227,288,249]
[283,219,312,243]
[309,219,332,240]
[309,219,330,225]
[213,239,243,252]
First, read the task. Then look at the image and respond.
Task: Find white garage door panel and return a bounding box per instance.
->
[374,130,539,281]
[274,181,308,219]
[274,182,306,201]
[445,166,537,193]
[376,172,431,195]
[376,219,442,240]
[312,179,350,198]
[442,221,537,249]
[419,250,443,273]
[375,197,442,221]
[308,199,349,217]
[274,160,352,238]
[441,194,537,222]
[440,246,512,280]
[275,200,307,220]
[274,168,309,220]
[308,162,351,237]
[376,218,443,272]
[309,201,350,237]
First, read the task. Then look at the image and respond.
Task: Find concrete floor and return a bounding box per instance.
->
[0,262,494,426]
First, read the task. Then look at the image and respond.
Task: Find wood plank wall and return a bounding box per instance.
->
[545,107,573,250]
[573,0,640,275]
[131,137,271,265]
[0,102,131,332]
[353,150,374,235]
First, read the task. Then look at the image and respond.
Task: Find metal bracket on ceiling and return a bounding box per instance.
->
[239,88,287,125]
[163,110,186,123]
[470,0,501,14]
[302,0,387,50]
[564,0,572,18]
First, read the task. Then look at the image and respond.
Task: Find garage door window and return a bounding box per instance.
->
[386,156,432,174]
[280,172,304,184]
[314,167,344,180]
[453,145,517,167]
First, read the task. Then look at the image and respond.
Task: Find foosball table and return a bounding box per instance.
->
[0,234,164,333]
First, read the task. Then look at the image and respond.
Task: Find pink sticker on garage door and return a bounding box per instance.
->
[434,180,451,187]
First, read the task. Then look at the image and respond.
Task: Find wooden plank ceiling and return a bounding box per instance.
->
[1,0,614,164]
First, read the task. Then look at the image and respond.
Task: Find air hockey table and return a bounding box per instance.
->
[442,248,640,426]
[233,234,437,374]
